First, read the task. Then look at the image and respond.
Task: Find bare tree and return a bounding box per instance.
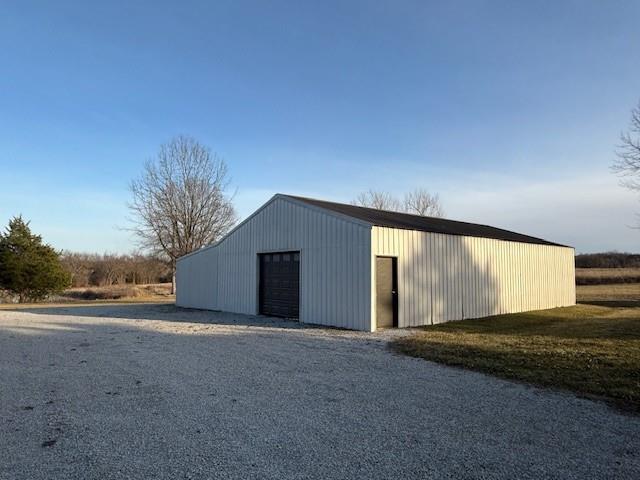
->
[352,190,402,211]
[613,100,640,192]
[128,136,237,293]
[352,188,444,217]
[60,252,92,287]
[403,188,444,217]
[98,254,119,286]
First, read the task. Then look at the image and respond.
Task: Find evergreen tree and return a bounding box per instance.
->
[0,216,70,302]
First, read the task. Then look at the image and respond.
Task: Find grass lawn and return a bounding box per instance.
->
[391,285,640,412]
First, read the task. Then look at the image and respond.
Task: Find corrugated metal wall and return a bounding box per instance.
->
[176,196,372,330]
[371,227,575,328]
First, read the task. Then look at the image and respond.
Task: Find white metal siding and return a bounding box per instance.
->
[176,197,373,331]
[372,227,575,329]
[175,246,219,310]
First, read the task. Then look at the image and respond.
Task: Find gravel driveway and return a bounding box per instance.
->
[1,304,638,479]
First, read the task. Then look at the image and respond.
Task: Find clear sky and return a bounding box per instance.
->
[1,1,639,254]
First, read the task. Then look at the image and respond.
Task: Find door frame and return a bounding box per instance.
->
[375,256,398,328]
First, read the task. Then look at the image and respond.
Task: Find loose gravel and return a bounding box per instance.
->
[0,304,638,479]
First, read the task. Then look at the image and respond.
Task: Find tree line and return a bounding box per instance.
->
[575,252,640,269]
[352,188,444,217]
[60,252,171,288]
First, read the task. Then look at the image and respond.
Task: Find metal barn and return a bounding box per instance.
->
[176,194,575,332]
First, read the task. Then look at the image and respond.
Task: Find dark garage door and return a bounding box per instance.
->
[259,252,300,318]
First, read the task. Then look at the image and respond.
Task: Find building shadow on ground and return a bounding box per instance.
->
[578,300,640,308]
[1,303,326,331]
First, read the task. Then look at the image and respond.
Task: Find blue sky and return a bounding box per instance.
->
[1,0,639,253]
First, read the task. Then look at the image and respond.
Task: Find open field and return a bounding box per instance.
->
[0,283,174,306]
[392,284,640,412]
[576,267,640,285]
[1,304,639,479]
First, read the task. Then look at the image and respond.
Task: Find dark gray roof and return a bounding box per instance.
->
[285,195,568,247]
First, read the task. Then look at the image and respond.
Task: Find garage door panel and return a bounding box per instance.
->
[259,252,300,318]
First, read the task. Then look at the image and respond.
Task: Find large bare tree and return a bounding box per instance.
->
[613,100,640,192]
[128,136,237,293]
[353,188,444,217]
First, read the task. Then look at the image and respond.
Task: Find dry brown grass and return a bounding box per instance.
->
[59,283,173,301]
[392,285,640,412]
[577,283,640,307]
[0,283,174,306]
[0,283,175,308]
[576,267,640,285]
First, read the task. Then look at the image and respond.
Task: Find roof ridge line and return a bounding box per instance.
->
[282,194,570,248]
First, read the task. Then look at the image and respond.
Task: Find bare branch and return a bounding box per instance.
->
[613,100,640,192]
[403,188,444,217]
[352,188,445,217]
[351,190,402,211]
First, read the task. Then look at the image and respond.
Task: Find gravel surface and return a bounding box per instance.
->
[1,304,638,479]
